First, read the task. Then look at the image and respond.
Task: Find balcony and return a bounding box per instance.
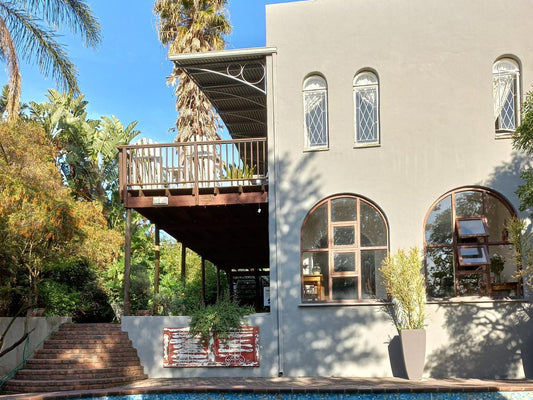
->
[118,138,268,269]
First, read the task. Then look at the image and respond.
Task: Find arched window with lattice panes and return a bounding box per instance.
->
[353,71,380,146]
[303,75,329,150]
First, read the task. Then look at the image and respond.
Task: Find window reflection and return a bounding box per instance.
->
[301,195,388,302]
[424,188,518,299]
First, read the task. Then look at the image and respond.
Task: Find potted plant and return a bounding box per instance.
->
[380,247,426,380]
[188,297,254,354]
[490,254,505,283]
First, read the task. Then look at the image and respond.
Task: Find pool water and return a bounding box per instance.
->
[69,391,533,400]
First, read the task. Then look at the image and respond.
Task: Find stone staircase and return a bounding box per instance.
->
[2,323,148,394]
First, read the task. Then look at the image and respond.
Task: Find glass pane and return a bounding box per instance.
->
[302,203,328,249]
[457,218,488,237]
[333,252,356,272]
[334,226,355,246]
[360,201,386,246]
[304,90,327,147]
[485,194,513,242]
[426,247,455,298]
[301,251,328,276]
[301,251,329,301]
[457,273,489,297]
[332,277,358,301]
[361,249,387,299]
[457,245,488,266]
[331,198,357,222]
[455,191,483,217]
[488,244,516,284]
[356,87,378,144]
[425,195,452,245]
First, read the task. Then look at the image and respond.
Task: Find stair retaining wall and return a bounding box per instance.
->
[0,316,71,377]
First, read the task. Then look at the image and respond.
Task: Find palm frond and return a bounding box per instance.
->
[22,0,101,47]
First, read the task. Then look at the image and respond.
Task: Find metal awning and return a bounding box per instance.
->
[170,47,276,139]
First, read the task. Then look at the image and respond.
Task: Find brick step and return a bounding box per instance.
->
[25,357,142,369]
[57,323,122,331]
[15,366,145,381]
[3,323,147,394]
[50,331,128,340]
[43,340,133,350]
[3,374,148,394]
[44,336,130,345]
[34,347,139,358]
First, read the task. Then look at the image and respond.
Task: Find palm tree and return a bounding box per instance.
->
[154,0,231,142]
[0,0,101,121]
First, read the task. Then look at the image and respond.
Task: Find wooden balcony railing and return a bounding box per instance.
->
[118,138,267,200]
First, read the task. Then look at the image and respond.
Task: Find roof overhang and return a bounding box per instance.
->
[170,47,276,139]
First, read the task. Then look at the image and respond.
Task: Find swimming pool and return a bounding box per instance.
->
[67,392,533,400]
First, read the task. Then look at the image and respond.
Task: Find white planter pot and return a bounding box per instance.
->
[400,328,426,380]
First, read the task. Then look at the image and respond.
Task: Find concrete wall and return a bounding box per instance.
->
[0,317,71,377]
[264,0,533,378]
[122,313,278,377]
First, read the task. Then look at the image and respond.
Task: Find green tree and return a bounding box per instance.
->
[0,120,121,317]
[0,0,101,120]
[154,0,231,141]
[29,89,139,227]
[513,90,533,213]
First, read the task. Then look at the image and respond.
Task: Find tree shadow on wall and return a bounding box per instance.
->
[425,151,533,379]
[272,151,392,376]
[426,302,533,379]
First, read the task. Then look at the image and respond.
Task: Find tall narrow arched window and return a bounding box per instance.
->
[301,195,389,303]
[303,75,328,150]
[353,71,380,146]
[493,58,520,135]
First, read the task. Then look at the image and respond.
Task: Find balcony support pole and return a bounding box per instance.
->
[201,257,206,305]
[154,226,161,313]
[123,208,132,316]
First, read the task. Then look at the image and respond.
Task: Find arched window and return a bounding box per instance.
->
[353,71,380,146]
[301,195,388,302]
[303,75,329,150]
[424,187,518,298]
[493,58,520,135]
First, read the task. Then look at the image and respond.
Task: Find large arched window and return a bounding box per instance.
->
[303,75,329,150]
[424,187,518,299]
[493,58,520,135]
[301,195,388,302]
[353,71,380,146]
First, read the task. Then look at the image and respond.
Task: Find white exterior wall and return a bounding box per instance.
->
[122,314,279,378]
[265,0,533,378]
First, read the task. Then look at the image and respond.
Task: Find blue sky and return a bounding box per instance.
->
[17,0,300,143]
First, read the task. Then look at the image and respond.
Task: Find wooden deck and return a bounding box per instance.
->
[118,138,268,270]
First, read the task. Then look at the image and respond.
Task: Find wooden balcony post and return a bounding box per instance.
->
[154,226,160,296]
[181,243,186,282]
[123,208,132,316]
[201,257,206,305]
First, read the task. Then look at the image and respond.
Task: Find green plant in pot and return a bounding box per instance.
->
[188,297,254,352]
[380,247,426,380]
[490,254,505,283]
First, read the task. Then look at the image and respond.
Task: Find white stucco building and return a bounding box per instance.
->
[120,0,533,379]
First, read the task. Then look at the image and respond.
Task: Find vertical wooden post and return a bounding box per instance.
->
[180,243,186,282]
[216,266,221,301]
[201,257,206,305]
[154,226,160,314]
[123,208,132,316]
[255,268,261,311]
[154,226,160,294]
